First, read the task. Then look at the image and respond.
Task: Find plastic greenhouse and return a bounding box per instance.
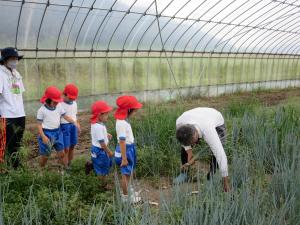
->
[0,0,300,114]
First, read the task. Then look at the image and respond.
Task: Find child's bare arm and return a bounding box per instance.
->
[100,142,113,157]
[119,140,128,166]
[37,123,49,144]
[62,115,81,132]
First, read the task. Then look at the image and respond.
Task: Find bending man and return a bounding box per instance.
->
[175,107,229,192]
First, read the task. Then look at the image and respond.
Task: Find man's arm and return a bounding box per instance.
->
[204,127,229,192]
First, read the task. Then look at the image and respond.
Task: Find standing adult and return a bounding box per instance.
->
[0,47,26,168]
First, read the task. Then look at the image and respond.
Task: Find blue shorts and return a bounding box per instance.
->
[61,123,78,149]
[38,128,64,156]
[91,145,112,176]
[115,144,136,175]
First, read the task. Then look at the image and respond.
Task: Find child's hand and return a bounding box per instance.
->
[76,122,81,134]
[108,150,114,158]
[42,136,49,144]
[107,133,112,140]
[121,158,128,167]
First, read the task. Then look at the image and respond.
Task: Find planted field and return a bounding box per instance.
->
[0,89,300,225]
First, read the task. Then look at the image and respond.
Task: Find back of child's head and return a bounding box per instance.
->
[114,95,142,120]
[90,101,113,124]
[63,84,78,101]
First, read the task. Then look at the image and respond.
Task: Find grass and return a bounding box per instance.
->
[0,93,300,224]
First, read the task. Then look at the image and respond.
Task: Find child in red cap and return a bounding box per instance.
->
[114,95,142,203]
[89,101,114,189]
[61,84,80,167]
[37,86,80,169]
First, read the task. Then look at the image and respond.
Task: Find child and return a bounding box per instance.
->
[90,101,114,189]
[114,95,142,203]
[61,84,79,167]
[37,86,80,168]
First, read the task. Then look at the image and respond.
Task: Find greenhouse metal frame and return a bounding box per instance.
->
[0,0,299,113]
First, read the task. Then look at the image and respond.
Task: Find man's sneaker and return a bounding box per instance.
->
[121,194,128,203]
[121,193,142,204]
[129,186,141,198]
[173,172,188,185]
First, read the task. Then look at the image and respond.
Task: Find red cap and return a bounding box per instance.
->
[40,86,63,103]
[63,83,78,100]
[114,95,143,120]
[91,101,113,124]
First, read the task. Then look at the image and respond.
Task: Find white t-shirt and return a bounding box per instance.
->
[91,123,109,148]
[116,119,134,144]
[61,101,77,124]
[176,107,228,177]
[0,65,25,118]
[37,104,66,129]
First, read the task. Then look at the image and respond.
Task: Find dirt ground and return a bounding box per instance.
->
[23,88,300,203]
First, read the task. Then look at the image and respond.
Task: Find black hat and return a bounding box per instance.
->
[0,47,23,62]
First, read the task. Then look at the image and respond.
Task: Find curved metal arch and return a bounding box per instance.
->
[208,0,274,53]
[73,0,97,50]
[241,10,300,54]
[65,0,85,50]
[90,0,118,51]
[15,0,25,48]
[220,8,298,52]
[227,0,297,92]
[106,0,139,51]
[173,0,229,49]
[278,34,300,55]
[255,14,300,54]
[121,1,155,51]
[35,0,50,50]
[135,0,174,51]
[256,21,300,55]
[192,0,257,53]
[227,0,299,54]
[284,33,300,54]
[149,0,204,51]
[95,13,114,50]
[232,8,300,56]
[234,17,300,89]
[182,0,238,52]
[288,42,300,55]
[55,0,74,51]
[273,31,300,54]
[172,0,225,52]
[161,0,218,51]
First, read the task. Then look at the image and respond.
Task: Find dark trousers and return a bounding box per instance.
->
[181,124,226,180]
[5,117,26,168]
